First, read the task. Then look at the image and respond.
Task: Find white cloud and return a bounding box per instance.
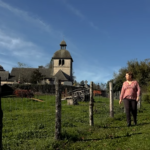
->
[62,1,100,31]
[0,30,43,58]
[0,0,81,56]
[0,29,52,71]
[89,22,99,30]
[66,3,85,19]
[0,0,52,34]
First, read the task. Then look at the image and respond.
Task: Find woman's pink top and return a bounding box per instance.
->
[120,80,141,100]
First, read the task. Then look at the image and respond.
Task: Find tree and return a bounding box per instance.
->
[92,82,96,90]
[97,83,101,90]
[45,63,50,68]
[16,62,31,68]
[72,71,76,84]
[80,80,85,87]
[30,69,45,84]
[73,80,77,86]
[15,62,31,83]
[112,58,150,92]
[99,82,107,90]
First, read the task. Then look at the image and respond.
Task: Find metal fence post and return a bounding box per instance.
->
[89,81,94,126]
[0,77,3,150]
[109,81,114,117]
[55,77,61,140]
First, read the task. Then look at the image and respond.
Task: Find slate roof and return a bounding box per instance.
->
[7,68,72,82]
[8,68,53,82]
[0,65,5,71]
[52,49,73,62]
[0,71,9,81]
[53,70,71,81]
[60,40,67,46]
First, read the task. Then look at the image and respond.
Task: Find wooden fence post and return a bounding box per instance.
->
[137,92,142,109]
[89,81,94,126]
[65,88,67,97]
[109,81,114,117]
[0,77,3,150]
[55,77,61,140]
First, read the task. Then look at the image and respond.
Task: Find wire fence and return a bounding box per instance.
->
[0,79,137,150]
[1,94,56,149]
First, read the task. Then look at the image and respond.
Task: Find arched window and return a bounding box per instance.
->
[59,59,61,65]
[62,59,65,65]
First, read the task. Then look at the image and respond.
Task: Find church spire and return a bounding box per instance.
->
[60,40,67,50]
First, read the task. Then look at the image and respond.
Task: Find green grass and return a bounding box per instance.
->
[1,95,150,150]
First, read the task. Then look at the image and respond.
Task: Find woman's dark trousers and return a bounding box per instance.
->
[123,99,137,125]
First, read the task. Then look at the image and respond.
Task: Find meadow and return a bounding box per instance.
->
[1,94,150,150]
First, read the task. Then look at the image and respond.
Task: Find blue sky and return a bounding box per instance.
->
[0,0,150,84]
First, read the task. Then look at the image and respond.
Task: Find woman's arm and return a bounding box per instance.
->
[120,83,125,101]
[136,81,141,98]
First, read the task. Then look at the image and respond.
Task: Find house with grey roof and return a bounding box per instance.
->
[0,40,73,85]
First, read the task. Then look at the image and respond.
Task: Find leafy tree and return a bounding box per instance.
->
[80,80,85,87]
[30,69,45,84]
[112,58,150,92]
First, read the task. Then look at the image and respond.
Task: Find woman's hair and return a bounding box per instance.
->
[126,71,133,79]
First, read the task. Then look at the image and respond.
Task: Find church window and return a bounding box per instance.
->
[59,59,61,65]
[62,59,65,65]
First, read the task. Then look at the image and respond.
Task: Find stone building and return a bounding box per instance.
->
[0,40,73,85]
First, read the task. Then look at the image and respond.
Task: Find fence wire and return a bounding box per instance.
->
[1,86,125,150]
[61,94,125,140]
[1,93,56,150]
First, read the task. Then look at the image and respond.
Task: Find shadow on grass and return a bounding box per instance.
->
[135,122,150,126]
[95,121,150,129]
[58,131,142,145]
[60,131,80,142]
[1,95,16,98]
[77,132,142,142]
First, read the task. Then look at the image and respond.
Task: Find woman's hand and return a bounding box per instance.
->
[119,99,122,105]
[136,97,139,102]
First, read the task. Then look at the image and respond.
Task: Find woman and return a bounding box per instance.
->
[119,71,141,127]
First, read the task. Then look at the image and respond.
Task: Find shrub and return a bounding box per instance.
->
[14,89,34,98]
[142,94,150,103]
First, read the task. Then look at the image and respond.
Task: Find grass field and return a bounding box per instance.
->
[1,95,150,150]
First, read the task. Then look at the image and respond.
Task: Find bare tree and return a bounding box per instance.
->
[16,62,31,68]
[15,62,31,83]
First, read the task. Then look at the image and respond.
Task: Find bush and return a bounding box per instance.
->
[142,94,150,103]
[14,89,34,98]
[12,84,56,94]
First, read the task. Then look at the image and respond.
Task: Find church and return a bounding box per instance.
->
[0,40,73,86]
